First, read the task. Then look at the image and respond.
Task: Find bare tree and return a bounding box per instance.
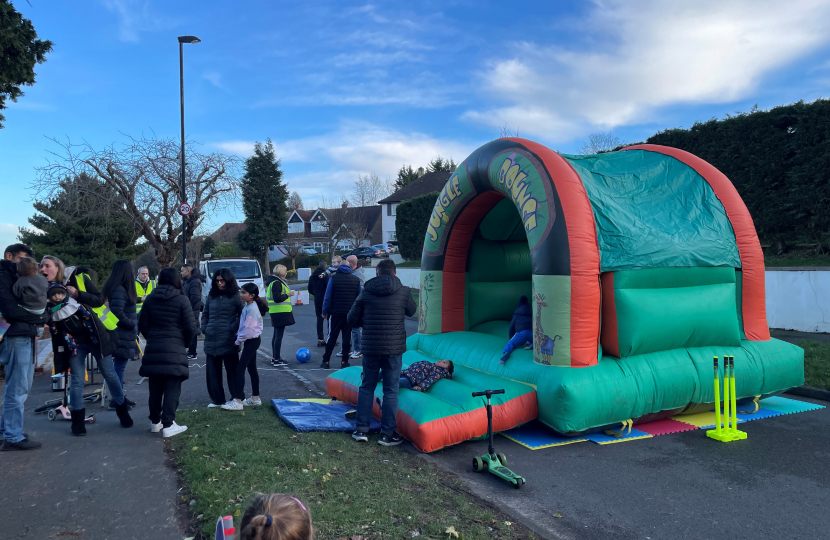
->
[318,195,349,253]
[579,132,623,155]
[342,206,370,250]
[287,191,303,210]
[351,172,392,207]
[499,124,520,138]
[282,234,304,270]
[34,134,242,268]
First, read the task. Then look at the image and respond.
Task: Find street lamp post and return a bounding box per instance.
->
[178,35,201,265]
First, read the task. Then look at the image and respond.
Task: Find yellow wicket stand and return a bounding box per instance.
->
[707,355,747,442]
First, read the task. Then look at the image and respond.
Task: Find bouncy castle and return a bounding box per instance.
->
[327,138,804,452]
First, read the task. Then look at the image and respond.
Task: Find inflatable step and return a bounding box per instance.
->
[326,356,537,453]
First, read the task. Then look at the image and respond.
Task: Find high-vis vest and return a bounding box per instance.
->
[135,279,154,313]
[266,280,292,314]
[77,274,119,331]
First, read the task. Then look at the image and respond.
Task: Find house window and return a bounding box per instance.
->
[387,203,398,216]
[387,231,396,241]
[311,221,326,233]
[288,222,303,234]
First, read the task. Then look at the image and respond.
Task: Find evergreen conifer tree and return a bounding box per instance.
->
[237,139,289,272]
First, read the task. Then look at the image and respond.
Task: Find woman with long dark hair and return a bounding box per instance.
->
[222,283,268,410]
[200,267,243,408]
[137,267,196,437]
[41,255,133,436]
[102,259,138,409]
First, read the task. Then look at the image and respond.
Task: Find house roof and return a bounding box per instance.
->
[285,205,382,240]
[210,222,247,243]
[378,171,452,204]
[288,209,316,222]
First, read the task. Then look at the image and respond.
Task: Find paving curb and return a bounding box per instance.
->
[785,386,830,402]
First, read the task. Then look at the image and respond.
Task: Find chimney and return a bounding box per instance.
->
[417,167,425,177]
[341,201,349,209]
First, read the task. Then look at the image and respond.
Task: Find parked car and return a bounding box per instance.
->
[386,242,398,253]
[346,246,390,261]
[371,244,389,255]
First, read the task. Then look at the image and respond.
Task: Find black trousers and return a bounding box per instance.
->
[322,313,351,363]
[188,312,200,356]
[205,353,238,405]
[148,376,183,428]
[233,337,261,399]
[314,300,324,341]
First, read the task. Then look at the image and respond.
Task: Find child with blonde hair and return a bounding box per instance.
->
[238,493,313,540]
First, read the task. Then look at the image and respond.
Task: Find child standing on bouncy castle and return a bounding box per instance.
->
[500,296,532,363]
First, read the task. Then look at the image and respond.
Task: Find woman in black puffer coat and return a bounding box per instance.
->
[138,268,197,437]
[103,260,138,408]
[200,267,243,407]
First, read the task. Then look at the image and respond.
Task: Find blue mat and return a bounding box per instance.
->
[271,399,381,432]
[500,421,587,449]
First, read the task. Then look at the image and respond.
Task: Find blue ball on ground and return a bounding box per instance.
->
[296,348,311,363]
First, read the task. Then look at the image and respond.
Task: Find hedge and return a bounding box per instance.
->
[396,191,440,261]
[647,99,830,245]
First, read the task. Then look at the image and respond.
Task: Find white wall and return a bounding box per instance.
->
[355,267,420,288]
[381,203,397,244]
[766,270,830,333]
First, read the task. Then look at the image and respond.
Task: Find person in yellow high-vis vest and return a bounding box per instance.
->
[135,266,155,314]
[266,264,295,367]
[40,256,133,436]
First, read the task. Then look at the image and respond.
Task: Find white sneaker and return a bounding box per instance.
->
[151,422,163,433]
[221,400,244,411]
[207,402,220,408]
[336,351,343,357]
[242,397,262,406]
[162,422,188,438]
[351,351,362,359]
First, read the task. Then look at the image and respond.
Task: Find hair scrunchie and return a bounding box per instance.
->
[265,514,273,527]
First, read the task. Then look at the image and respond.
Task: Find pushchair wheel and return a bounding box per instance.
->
[47,409,57,421]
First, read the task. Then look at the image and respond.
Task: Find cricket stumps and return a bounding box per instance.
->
[706,355,748,442]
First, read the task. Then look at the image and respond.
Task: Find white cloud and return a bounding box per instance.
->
[465,0,830,140]
[212,121,474,201]
[100,0,174,43]
[202,71,226,90]
[0,223,22,251]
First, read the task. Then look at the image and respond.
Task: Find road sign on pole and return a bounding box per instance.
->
[179,202,192,216]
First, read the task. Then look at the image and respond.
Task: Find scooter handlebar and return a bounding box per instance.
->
[472,389,505,397]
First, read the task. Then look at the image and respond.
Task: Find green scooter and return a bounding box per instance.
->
[471,389,526,489]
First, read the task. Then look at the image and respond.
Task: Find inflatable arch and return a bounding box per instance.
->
[327,138,804,452]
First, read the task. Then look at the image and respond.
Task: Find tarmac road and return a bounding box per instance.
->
[258,300,830,540]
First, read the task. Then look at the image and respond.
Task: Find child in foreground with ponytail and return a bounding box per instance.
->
[238,493,313,540]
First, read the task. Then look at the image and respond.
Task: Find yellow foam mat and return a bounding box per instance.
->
[671,411,745,428]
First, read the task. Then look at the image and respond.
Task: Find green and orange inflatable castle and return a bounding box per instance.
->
[327,138,804,452]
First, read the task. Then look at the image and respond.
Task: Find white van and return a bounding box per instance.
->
[199,258,264,305]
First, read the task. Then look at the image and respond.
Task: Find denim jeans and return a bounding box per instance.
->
[0,336,34,443]
[502,329,533,360]
[68,343,125,411]
[113,356,129,387]
[351,327,362,353]
[356,354,402,436]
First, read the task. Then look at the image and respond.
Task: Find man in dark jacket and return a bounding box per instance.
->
[347,259,416,446]
[180,264,203,360]
[0,244,48,451]
[309,260,329,347]
[320,260,361,369]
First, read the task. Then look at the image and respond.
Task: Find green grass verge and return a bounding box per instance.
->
[798,340,830,390]
[396,260,422,268]
[168,407,536,539]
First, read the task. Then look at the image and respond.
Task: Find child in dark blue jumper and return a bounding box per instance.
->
[500,295,532,363]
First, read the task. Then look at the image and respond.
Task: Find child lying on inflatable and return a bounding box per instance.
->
[400,360,454,392]
[501,295,532,363]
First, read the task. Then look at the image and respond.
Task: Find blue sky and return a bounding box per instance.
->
[2,0,830,249]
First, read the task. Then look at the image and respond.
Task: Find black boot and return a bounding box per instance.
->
[124,396,136,409]
[70,408,87,436]
[115,400,134,428]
